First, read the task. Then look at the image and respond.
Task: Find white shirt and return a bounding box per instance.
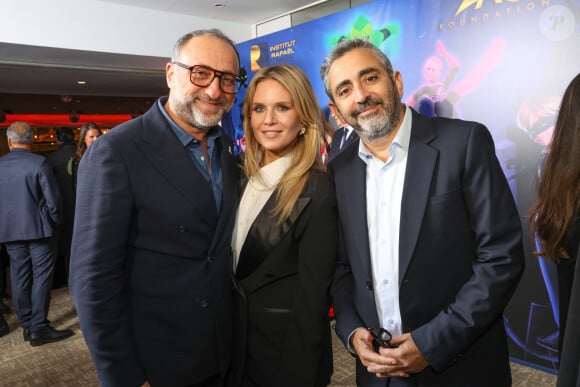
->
[358,106,412,337]
[231,154,292,270]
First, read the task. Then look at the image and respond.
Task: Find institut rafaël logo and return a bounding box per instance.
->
[249,40,296,72]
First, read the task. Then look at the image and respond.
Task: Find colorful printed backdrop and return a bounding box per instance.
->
[224,0,580,372]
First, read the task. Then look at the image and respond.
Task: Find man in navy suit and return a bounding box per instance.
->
[321,39,525,386]
[69,29,242,387]
[328,112,359,161]
[328,124,359,161]
[0,121,73,346]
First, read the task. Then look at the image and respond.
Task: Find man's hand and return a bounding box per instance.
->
[367,333,429,378]
[350,328,410,379]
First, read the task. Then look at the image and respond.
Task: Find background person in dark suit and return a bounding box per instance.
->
[69,29,242,387]
[0,243,10,300]
[327,110,358,162]
[328,125,358,162]
[0,305,8,337]
[0,243,9,336]
[230,64,337,387]
[46,127,76,288]
[320,39,525,386]
[0,121,73,346]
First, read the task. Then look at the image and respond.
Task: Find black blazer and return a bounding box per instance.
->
[329,109,525,386]
[46,142,76,255]
[231,170,338,387]
[0,149,61,243]
[328,127,359,162]
[69,97,240,387]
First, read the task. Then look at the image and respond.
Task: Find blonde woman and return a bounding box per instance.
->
[230,64,338,387]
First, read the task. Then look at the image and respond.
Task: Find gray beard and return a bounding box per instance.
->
[352,99,401,142]
[356,113,395,141]
[188,104,225,130]
[175,94,229,130]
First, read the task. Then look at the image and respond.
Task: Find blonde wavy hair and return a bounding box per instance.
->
[242,64,325,224]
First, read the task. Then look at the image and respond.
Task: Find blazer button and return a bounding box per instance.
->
[178,225,187,233]
[206,256,213,264]
[365,281,373,291]
[200,299,208,308]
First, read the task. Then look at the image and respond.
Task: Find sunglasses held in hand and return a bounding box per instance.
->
[368,327,398,348]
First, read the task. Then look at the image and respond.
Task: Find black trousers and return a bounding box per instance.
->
[5,238,56,330]
[0,243,9,296]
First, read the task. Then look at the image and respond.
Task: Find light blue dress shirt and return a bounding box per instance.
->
[358,106,412,337]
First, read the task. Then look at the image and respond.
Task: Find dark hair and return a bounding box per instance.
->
[56,127,74,143]
[172,29,240,69]
[320,38,394,101]
[530,73,580,261]
[76,122,102,160]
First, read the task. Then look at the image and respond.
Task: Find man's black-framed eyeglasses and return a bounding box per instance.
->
[368,327,395,348]
[172,61,244,94]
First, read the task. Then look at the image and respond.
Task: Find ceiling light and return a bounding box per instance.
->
[77,80,87,85]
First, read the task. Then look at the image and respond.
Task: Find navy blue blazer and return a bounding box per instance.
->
[69,98,240,387]
[0,148,61,243]
[328,126,359,162]
[329,109,525,387]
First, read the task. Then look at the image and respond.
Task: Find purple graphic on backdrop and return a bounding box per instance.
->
[226,0,580,372]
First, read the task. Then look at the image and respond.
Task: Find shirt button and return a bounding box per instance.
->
[201,156,205,161]
[200,299,208,308]
[383,279,389,285]
[207,256,213,264]
[178,225,186,232]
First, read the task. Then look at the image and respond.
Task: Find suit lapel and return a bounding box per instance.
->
[344,130,359,147]
[236,187,310,288]
[335,147,372,280]
[210,141,240,253]
[399,111,438,285]
[136,107,217,223]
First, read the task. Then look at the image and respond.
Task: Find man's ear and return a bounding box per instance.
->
[393,71,404,100]
[165,62,175,88]
[329,103,347,128]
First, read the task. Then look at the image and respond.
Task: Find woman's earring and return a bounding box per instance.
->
[299,127,306,136]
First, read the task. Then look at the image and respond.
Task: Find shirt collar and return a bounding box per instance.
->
[358,105,412,161]
[156,96,221,147]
